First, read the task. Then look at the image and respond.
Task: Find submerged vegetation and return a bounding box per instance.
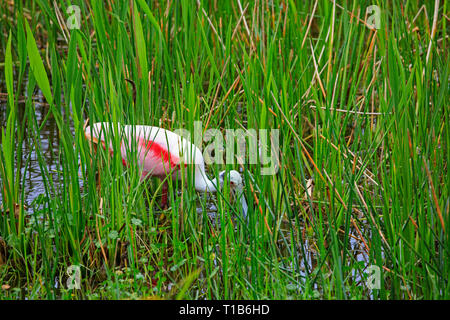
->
[0,0,448,299]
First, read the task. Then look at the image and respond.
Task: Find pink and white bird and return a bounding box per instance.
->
[84,122,248,215]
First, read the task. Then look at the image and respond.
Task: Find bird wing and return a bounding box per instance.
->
[128,126,182,177]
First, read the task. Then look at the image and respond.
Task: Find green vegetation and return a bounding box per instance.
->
[0,0,448,299]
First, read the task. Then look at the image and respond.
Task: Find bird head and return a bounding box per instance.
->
[218,170,243,189]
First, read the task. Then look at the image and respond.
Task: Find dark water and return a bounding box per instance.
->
[0,80,67,208]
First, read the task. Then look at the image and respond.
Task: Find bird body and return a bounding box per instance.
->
[84,122,247,215]
[85,123,211,189]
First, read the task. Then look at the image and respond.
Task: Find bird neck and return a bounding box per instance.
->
[194,166,218,192]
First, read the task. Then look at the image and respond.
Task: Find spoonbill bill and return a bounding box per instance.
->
[84,122,248,216]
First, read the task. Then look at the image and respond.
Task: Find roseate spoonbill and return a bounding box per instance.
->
[84,122,248,216]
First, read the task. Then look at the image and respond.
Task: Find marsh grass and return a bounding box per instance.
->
[0,0,448,299]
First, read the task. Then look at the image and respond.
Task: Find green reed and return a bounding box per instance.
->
[0,0,448,299]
